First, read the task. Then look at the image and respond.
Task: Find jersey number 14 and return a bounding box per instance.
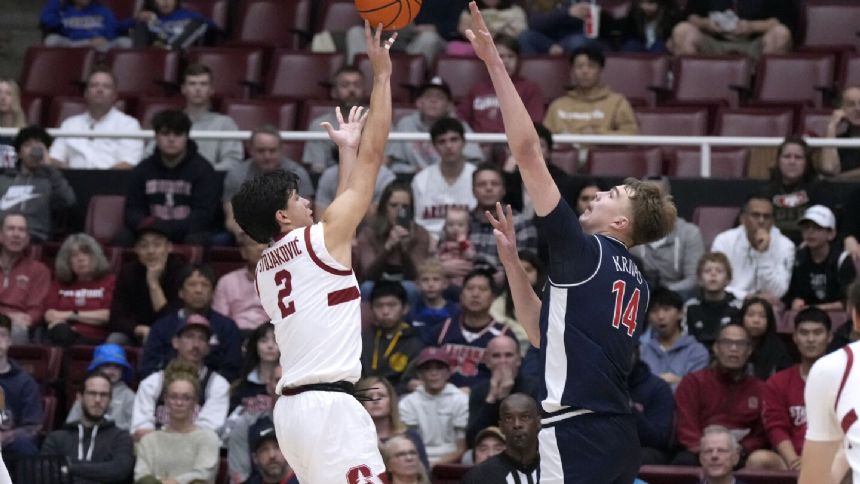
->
[611,280,639,337]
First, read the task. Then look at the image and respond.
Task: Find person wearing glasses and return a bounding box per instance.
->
[711,193,795,301]
[672,323,767,467]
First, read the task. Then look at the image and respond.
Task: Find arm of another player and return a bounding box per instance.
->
[322,21,395,265]
[465,2,559,217]
[320,105,368,203]
[487,203,541,347]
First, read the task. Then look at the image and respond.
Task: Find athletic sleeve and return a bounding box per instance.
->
[532,198,600,285]
[804,351,845,442]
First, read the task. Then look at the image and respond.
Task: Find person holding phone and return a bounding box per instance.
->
[821,86,860,180]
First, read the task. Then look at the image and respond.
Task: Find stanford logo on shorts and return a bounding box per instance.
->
[346,465,376,484]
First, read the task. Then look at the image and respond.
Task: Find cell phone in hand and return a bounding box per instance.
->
[396,207,411,228]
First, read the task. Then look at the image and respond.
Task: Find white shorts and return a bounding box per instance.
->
[273,390,385,483]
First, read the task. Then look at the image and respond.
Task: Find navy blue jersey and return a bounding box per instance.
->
[534,199,650,415]
[432,316,510,388]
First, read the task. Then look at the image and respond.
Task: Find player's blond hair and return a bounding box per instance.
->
[624,178,677,246]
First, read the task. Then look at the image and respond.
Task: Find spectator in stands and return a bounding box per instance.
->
[302,66,366,174]
[543,45,639,137]
[490,250,546,352]
[747,308,832,471]
[134,361,221,483]
[821,86,860,179]
[570,176,605,216]
[671,0,794,58]
[2,126,76,242]
[141,264,242,381]
[438,207,476,287]
[631,177,704,300]
[49,66,143,169]
[65,343,136,431]
[0,79,28,168]
[314,153,397,218]
[246,417,298,484]
[466,334,538,447]
[711,194,794,300]
[698,425,745,484]
[399,346,469,465]
[41,372,135,484]
[469,163,537,274]
[411,118,479,240]
[381,435,431,484]
[361,282,425,392]
[684,252,742,349]
[44,233,115,346]
[388,78,484,175]
[129,0,214,50]
[517,0,591,55]
[629,344,674,465]
[354,181,432,293]
[471,426,505,464]
[451,1,528,56]
[785,205,856,312]
[229,323,278,411]
[122,109,220,246]
[611,0,682,53]
[462,393,540,483]
[409,258,460,336]
[212,234,268,334]
[223,125,314,240]
[40,0,131,51]
[429,269,510,388]
[640,288,710,391]
[131,326,230,441]
[107,218,186,345]
[739,297,792,380]
[0,213,50,344]
[356,377,430,469]
[457,34,544,134]
[226,365,280,484]
[0,314,42,458]
[673,323,767,466]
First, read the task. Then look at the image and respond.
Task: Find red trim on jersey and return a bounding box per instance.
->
[328,286,360,306]
[836,346,854,411]
[303,225,352,276]
[842,408,858,433]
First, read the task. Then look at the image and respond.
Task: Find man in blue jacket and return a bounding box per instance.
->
[0,314,42,459]
[40,0,132,51]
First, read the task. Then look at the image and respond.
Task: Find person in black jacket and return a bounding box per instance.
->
[41,372,134,484]
[118,109,220,246]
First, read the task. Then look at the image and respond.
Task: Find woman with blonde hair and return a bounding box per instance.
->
[382,435,431,484]
[0,78,26,169]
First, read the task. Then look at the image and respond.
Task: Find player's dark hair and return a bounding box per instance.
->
[534,123,553,151]
[371,280,408,305]
[472,162,504,185]
[152,109,192,135]
[794,306,832,332]
[570,44,606,68]
[624,177,677,246]
[178,263,216,288]
[463,268,498,295]
[231,170,300,244]
[13,125,52,153]
[649,287,683,311]
[430,117,465,144]
[493,32,520,54]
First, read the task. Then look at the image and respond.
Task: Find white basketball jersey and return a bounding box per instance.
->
[805,340,860,483]
[256,223,362,391]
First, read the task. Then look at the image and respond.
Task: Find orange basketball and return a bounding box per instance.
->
[355,0,423,31]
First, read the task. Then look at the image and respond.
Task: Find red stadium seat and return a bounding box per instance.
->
[430,464,472,484]
[20,95,43,125]
[298,100,339,130]
[185,47,264,99]
[46,97,128,128]
[715,108,794,137]
[222,98,298,131]
[105,49,181,98]
[640,465,798,484]
[549,147,581,176]
[586,147,662,177]
[84,195,125,244]
[669,55,753,108]
[692,206,740,248]
[266,51,345,100]
[842,54,860,90]
[750,54,836,109]
[42,395,57,433]
[669,148,749,178]
[355,53,426,103]
[230,0,310,49]
[19,47,95,97]
[801,1,860,51]
[134,97,186,128]
[208,247,246,279]
[9,345,62,395]
[519,55,569,102]
[99,0,141,21]
[801,109,834,137]
[603,53,671,107]
[183,0,229,30]
[635,107,709,136]
[118,244,204,267]
[315,0,363,32]
[434,55,491,100]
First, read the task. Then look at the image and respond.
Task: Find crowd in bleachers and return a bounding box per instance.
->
[0,0,859,483]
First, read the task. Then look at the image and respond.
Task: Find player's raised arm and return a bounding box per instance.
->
[322,21,395,263]
[465,2,560,217]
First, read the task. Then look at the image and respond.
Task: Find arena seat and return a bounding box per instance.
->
[9,345,62,395]
[315,0,364,32]
[99,0,141,21]
[586,147,663,178]
[800,1,860,51]
[185,47,265,99]
[666,55,753,108]
[183,0,229,31]
[669,148,749,179]
[749,54,836,109]
[549,147,581,176]
[20,95,43,126]
[639,465,798,484]
[222,98,298,131]
[519,55,569,102]
[298,99,339,130]
[430,463,471,484]
[84,195,126,244]
[355,53,427,103]
[229,0,310,49]
[801,108,834,137]
[46,96,128,128]
[603,53,671,107]
[265,51,345,100]
[207,246,245,279]
[433,55,491,101]
[635,107,709,137]
[118,244,204,268]
[134,97,186,128]
[715,108,794,137]
[19,47,95,97]
[842,54,860,89]
[105,49,181,98]
[692,206,740,248]
[42,395,57,433]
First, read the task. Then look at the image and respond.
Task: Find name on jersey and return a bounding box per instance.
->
[612,256,643,284]
[257,238,303,272]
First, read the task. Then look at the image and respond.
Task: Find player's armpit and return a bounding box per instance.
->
[798,439,842,484]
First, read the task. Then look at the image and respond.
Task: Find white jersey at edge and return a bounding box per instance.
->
[805,340,860,483]
[256,222,362,391]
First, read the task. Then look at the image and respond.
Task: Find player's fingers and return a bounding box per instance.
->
[464,29,476,42]
[485,210,499,227]
[320,122,334,136]
[358,108,370,125]
[348,105,359,122]
[494,202,507,225]
[469,1,489,31]
[504,204,514,223]
[375,23,383,45]
[334,106,344,125]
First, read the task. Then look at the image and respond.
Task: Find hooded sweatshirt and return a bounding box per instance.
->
[640,334,710,391]
[630,218,704,294]
[543,86,639,135]
[40,419,135,484]
[40,0,123,40]
[0,166,76,241]
[0,360,42,438]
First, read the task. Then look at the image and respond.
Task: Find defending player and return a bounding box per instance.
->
[230,22,395,484]
[463,2,677,482]
[800,281,860,484]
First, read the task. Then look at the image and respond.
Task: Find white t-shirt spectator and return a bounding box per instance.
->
[50,107,144,169]
[412,162,477,240]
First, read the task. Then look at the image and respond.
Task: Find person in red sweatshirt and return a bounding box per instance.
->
[0,213,49,344]
[673,323,767,466]
[746,307,832,471]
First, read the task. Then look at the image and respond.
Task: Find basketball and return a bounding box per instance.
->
[355,0,422,31]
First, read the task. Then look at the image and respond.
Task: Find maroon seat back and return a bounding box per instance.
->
[355,53,426,103]
[692,206,741,248]
[19,47,95,97]
[715,108,795,137]
[106,49,181,98]
[266,51,345,99]
[801,1,860,51]
[230,0,309,48]
[84,195,126,244]
[519,55,569,102]
[185,47,264,99]
[672,55,753,107]
[433,56,491,101]
[604,53,670,107]
[670,148,749,178]
[753,54,835,108]
[586,147,663,177]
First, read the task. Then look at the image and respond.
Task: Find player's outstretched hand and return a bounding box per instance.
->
[464,1,502,66]
[364,20,396,76]
[321,105,368,150]
[486,202,519,266]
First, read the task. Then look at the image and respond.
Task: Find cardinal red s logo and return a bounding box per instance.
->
[346,464,376,484]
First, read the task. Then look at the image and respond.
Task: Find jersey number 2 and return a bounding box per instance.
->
[274,270,296,318]
[611,280,639,337]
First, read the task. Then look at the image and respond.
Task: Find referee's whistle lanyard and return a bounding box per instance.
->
[371,323,407,370]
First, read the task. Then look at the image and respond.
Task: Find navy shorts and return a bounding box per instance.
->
[539,412,641,484]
